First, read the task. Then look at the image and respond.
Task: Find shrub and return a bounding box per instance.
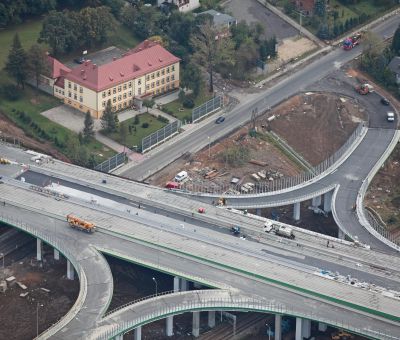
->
[142,122,149,128]
[133,115,140,125]
[157,115,169,123]
[183,98,195,108]
[2,84,22,101]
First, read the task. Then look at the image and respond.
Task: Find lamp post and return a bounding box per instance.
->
[152,277,158,295]
[265,323,271,340]
[208,136,211,158]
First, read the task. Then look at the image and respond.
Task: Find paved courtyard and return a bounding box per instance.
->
[224,0,298,40]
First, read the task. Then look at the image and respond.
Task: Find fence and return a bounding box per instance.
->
[141,120,181,153]
[181,122,366,195]
[94,152,126,173]
[192,96,223,123]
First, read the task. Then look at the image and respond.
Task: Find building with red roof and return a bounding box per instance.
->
[46,40,180,118]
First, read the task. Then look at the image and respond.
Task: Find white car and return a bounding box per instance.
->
[387,112,395,122]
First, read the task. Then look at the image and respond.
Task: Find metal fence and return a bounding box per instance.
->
[365,208,400,246]
[141,120,181,153]
[94,152,126,173]
[181,122,366,195]
[192,96,223,123]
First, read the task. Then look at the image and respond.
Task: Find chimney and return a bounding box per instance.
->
[147,61,152,66]
[85,60,89,66]
[109,75,113,81]
[120,72,124,77]
[159,58,163,62]
[93,64,97,69]
[113,57,117,61]
[144,40,149,48]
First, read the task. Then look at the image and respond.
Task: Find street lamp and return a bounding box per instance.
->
[208,136,211,158]
[265,323,271,340]
[37,303,43,337]
[152,277,158,295]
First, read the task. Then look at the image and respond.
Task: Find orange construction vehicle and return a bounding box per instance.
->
[66,214,96,233]
[355,83,374,95]
[331,331,354,340]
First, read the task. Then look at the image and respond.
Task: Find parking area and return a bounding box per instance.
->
[224,0,298,40]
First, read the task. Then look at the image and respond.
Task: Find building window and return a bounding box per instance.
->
[74,84,77,91]
[161,69,165,75]
[68,82,71,89]
[151,82,154,88]
[113,97,116,103]
[102,91,106,98]
[108,90,111,96]
[79,87,83,93]
[146,85,149,90]
[128,82,132,87]
[138,79,141,85]
[80,96,83,102]
[118,86,122,92]
[166,76,170,82]
[171,75,175,81]
[156,71,160,77]
[123,102,127,108]
[102,101,106,107]
[128,91,132,96]
[151,73,155,79]
[166,84,170,90]
[167,67,170,73]
[138,88,141,95]
[146,75,150,81]
[123,93,127,99]
[162,79,165,84]
[118,104,122,109]
[113,88,116,94]
[172,65,175,71]
[118,95,122,101]
[123,84,127,90]
[74,94,77,100]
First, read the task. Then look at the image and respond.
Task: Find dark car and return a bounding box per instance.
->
[215,116,225,124]
[74,57,86,64]
[380,97,390,106]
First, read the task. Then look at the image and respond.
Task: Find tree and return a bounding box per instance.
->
[83,111,95,142]
[65,134,80,161]
[362,30,382,59]
[143,98,155,112]
[26,44,48,91]
[5,34,27,89]
[191,20,235,93]
[314,0,326,17]
[181,62,202,97]
[392,25,400,56]
[120,123,128,148]
[101,99,117,132]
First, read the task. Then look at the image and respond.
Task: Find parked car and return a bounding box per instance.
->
[215,116,225,124]
[74,57,86,64]
[380,97,390,106]
[387,112,395,122]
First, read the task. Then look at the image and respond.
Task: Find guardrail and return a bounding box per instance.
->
[181,122,366,196]
[96,290,399,340]
[0,212,88,340]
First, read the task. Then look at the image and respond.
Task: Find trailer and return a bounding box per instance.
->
[275,225,295,239]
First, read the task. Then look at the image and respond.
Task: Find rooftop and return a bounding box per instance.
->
[197,9,236,28]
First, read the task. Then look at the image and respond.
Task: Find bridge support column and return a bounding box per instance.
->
[192,311,200,337]
[36,239,42,261]
[323,191,332,213]
[338,228,346,240]
[302,319,311,338]
[180,278,188,291]
[256,208,262,216]
[293,202,300,221]
[312,195,322,207]
[295,317,302,340]
[318,322,327,332]
[67,260,74,280]
[115,335,123,340]
[173,276,180,292]
[54,249,60,260]
[134,326,141,340]
[166,316,174,336]
[208,311,215,328]
[274,314,282,340]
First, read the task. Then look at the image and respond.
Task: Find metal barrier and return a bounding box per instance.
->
[141,120,181,153]
[192,96,223,123]
[94,152,126,173]
[181,122,366,195]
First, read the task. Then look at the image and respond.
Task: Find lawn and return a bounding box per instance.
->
[162,90,214,123]
[108,23,140,50]
[105,113,168,150]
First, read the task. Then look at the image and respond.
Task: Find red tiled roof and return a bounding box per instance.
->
[47,56,71,79]
[54,76,66,89]
[65,43,180,92]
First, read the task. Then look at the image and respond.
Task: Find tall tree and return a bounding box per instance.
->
[83,111,95,141]
[101,99,117,132]
[5,33,27,89]
[392,24,400,56]
[181,63,202,97]
[191,20,234,93]
[26,44,48,90]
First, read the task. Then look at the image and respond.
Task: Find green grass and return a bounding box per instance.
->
[105,112,168,149]
[0,18,46,69]
[108,23,140,50]
[162,91,214,122]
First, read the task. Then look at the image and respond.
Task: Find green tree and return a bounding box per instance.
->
[143,98,155,112]
[181,63,202,97]
[120,123,128,147]
[5,33,27,89]
[392,24,400,56]
[191,19,235,93]
[26,44,48,91]
[83,111,95,142]
[101,99,117,132]
[65,134,80,161]
[314,0,326,17]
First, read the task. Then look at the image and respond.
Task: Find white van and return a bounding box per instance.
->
[174,171,188,182]
[387,112,395,122]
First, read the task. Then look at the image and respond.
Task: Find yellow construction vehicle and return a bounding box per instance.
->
[66,214,96,233]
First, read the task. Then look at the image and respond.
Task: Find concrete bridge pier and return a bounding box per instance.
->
[323,191,333,213]
[134,326,141,340]
[274,314,282,340]
[67,259,74,280]
[173,276,180,292]
[166,316,174,336]
[208,311,215,328]
[302,319,311,338]
[295,317,302,340]
[54,249,60,260]
[338,228,346,240]
[192,311,200,337]
[36,239,42,261]
[180,278,188,291]
[312,195,322,207]
[318,322,327,332]
[293,202,301,221]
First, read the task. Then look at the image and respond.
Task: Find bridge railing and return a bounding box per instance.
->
[180,122,366,196]
[97,291,397,340]
[0,213,88,340]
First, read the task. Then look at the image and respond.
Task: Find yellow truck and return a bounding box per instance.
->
[66,214,96,233]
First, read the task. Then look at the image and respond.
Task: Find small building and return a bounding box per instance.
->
[196,9,237,39]
[36,56,70,96]
[158,0,200,13]
[293,0,316,16]
[388,56,400,85]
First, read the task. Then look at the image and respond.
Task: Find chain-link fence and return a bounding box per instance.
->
[94,152,126,173]
[192,96,223,123]
[181,122,366,195]
[141,120,181,153]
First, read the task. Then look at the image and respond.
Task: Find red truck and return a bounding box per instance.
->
[342,33,361,50]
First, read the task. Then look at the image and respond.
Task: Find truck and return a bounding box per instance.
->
[355,83,374,95]
[342,33,361,50]
[66,214,96,233]
[165,181,180,189]
[275,225,295,239]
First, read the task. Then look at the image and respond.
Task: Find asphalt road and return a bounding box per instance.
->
[121,14,400,182]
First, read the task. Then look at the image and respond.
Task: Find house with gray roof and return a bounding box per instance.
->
[196,9,237,38]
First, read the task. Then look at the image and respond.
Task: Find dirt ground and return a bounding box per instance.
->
[0,112,70,162]
[0,237,79,340]
[149,92,365,190]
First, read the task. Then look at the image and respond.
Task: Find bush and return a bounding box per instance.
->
[142,122,149,128]
[157,115,169,123]
[133,115,140,125]
[2,84,22,101]
[183,98,195,109]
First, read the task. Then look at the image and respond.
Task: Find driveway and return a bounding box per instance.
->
[224,0,298,40]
